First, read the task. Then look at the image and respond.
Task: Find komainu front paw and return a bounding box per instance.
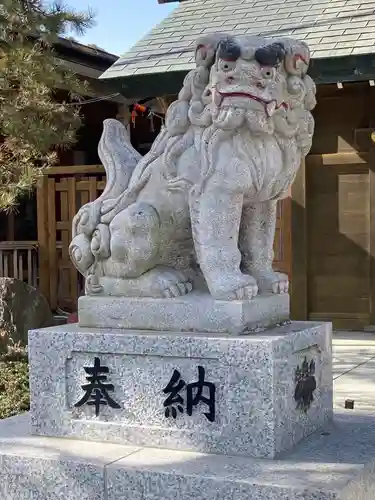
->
[149,266,193,298]
[211,274,258,301]
[252,271,289,295]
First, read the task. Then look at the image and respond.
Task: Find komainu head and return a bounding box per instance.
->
[166,32,316,150]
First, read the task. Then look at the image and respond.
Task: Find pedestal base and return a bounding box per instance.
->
[29,321,332,459]
[1,413,374,500]
[78,292,290,334]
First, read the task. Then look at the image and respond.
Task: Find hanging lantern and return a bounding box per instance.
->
[129,98,165,129]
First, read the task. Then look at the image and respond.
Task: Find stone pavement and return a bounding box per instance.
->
[333,330,375,413]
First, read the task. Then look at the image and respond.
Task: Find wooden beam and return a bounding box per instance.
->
[309,312,369,331]
[46,164,104,175]
[290,158,308,320]
[0,241,37,249]
[307,152,369,166]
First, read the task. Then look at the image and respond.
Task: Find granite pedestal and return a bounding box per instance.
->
[29,321,332,459]
[78,292,290,334]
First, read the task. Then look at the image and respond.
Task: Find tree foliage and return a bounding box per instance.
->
[0,0,94,210]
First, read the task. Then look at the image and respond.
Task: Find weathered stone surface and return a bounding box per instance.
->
[0,414,138,500]
[29,321,332,459]
[69,34,316,305]
[0,278,53,350]
[1,412,375,500]
[78,292,290,334]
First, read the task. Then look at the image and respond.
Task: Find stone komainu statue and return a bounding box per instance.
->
[69,33,316,301]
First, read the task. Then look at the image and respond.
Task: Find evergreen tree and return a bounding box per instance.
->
[0,0,94,210]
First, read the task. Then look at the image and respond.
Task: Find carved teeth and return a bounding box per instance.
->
[266,101,276,117]
[212,89,223,107]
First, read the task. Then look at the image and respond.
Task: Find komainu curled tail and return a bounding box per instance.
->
[69,119,142,280]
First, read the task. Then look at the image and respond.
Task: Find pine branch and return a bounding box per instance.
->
[0,0,95,210]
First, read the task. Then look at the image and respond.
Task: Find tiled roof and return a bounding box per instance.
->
[101,0,375,79]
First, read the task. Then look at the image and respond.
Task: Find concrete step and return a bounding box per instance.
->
[0,411,374,500]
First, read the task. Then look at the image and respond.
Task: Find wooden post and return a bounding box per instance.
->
[291,158,308,320]
[47,177,57,311]
[36,175,50,301]
[27,248,32,286]
[59,178,70,309]
[369,140,375,325]
[68,177,78,308]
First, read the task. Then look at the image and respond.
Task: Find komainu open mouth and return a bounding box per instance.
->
[213,90,287,117]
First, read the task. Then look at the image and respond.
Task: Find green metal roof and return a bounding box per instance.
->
[100,0,375,81]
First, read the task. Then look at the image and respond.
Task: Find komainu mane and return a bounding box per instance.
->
[69,33,316,301]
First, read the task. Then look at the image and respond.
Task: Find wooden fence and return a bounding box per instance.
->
[37,165,105,312]
[0,241,39,287]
